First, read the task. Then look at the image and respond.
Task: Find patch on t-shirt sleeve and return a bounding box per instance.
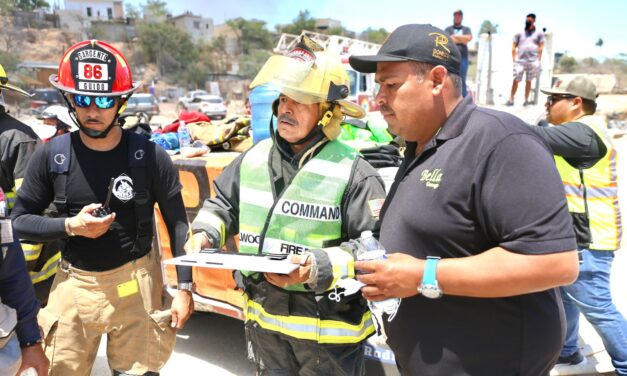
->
[368,199,385,218]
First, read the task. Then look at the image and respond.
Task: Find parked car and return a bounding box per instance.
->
[177,89,208,111]
[186,95,227,120]
[30,88,64,116]
[122,93,159,120]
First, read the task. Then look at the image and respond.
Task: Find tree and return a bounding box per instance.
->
[582,57,599,68]
[0,9,24,53]
[558,55,578,73]
[208,35,228,74]
[0,0,15,16]
[125,3,141,19]
[361,27,388,44]
[238,49,272,79]
[479,20,498,35]
[136,21,197,77]
[277,10,316,35]
[15,0,49,11]
[226,17,273,55]
[143,0,168,19]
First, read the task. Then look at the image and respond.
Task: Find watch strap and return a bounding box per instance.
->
[422,256,441,286]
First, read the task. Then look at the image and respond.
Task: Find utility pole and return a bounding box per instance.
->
[486,31,494,105]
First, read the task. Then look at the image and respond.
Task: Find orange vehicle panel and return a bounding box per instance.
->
[154,152,244,311]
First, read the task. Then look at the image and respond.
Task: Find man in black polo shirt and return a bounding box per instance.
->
[350,24,579,375]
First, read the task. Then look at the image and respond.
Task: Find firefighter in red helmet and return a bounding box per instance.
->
[49,39,140,138]
[11,40,193,375]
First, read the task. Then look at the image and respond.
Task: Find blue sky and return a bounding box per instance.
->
[124,0,627,60]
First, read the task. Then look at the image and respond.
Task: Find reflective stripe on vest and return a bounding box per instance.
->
[244,298,374,344]
[4,190,15,210]
[554,115,622,250]
[21,243,43,262]
[29,251,60,284]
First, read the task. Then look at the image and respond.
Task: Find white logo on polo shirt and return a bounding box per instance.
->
[420,168,443,189]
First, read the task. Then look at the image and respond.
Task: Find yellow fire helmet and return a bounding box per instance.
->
[250,36,365,119]
[0,63,32,97]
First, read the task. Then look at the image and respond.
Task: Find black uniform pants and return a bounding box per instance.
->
[246,321,365,376]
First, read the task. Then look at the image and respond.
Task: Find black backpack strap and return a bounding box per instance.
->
[127,132,152,255]
[49,134,72,215]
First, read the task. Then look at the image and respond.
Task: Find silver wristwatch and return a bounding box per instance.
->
[178,282,194,291]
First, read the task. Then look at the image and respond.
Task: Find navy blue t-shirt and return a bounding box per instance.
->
[380,96,576,375]
[14,131,182,271]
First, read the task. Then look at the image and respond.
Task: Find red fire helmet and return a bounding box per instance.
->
[49,40,140,97]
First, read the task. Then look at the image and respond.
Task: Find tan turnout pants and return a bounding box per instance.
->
[37,250,176,376]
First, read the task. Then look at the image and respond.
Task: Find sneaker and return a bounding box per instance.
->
[523,100,532,106]
[505,100,514,106]
[556,350,584,365]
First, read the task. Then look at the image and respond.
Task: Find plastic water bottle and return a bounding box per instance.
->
[20,368,38,376]
[178,120,191,149]
[357,230,401,321]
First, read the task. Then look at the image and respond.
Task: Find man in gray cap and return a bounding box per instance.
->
[349,24,579,375]
[533,77,626,373]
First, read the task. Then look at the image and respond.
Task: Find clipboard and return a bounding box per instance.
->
[163,249,300,274]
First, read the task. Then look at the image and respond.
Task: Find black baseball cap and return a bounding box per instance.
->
[349,24,461,75]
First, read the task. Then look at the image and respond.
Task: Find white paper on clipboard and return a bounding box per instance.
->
[163,252,299,274]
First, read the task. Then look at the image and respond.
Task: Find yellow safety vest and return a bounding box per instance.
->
[554,115,622,250]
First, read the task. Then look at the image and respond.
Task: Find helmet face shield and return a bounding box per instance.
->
[250,40,364,119]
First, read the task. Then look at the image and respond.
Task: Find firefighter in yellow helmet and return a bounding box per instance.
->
[186,37,386,375]
[0,64,39,212]
[0,65,59,301]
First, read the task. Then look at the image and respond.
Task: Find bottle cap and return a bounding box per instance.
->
[360,230,373,238]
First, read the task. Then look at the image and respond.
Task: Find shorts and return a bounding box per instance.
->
[37,251,176,376]
[513,60,540,81]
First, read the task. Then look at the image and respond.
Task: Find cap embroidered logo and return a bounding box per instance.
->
[429,32,451,61]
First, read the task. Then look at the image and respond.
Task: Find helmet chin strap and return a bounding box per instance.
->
[63,94,124,139]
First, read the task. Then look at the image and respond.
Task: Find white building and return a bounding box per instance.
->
[169,11,214,44]
[63,0,124,21]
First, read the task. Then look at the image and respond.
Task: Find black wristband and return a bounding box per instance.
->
[20,338,43,348]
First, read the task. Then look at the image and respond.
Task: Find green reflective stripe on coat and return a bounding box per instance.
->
[555,115,622,250]
[21,242,42,262]
[29,251,60,284]
[239,139,274,256]
[244,298,374,344]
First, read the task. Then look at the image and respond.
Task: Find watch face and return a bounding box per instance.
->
[420,285,442,299]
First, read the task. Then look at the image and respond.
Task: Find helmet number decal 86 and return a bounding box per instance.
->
[79,63,107,81]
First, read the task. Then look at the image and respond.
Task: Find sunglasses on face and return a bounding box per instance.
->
[546,94,576,106]
[72,94,118,109]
